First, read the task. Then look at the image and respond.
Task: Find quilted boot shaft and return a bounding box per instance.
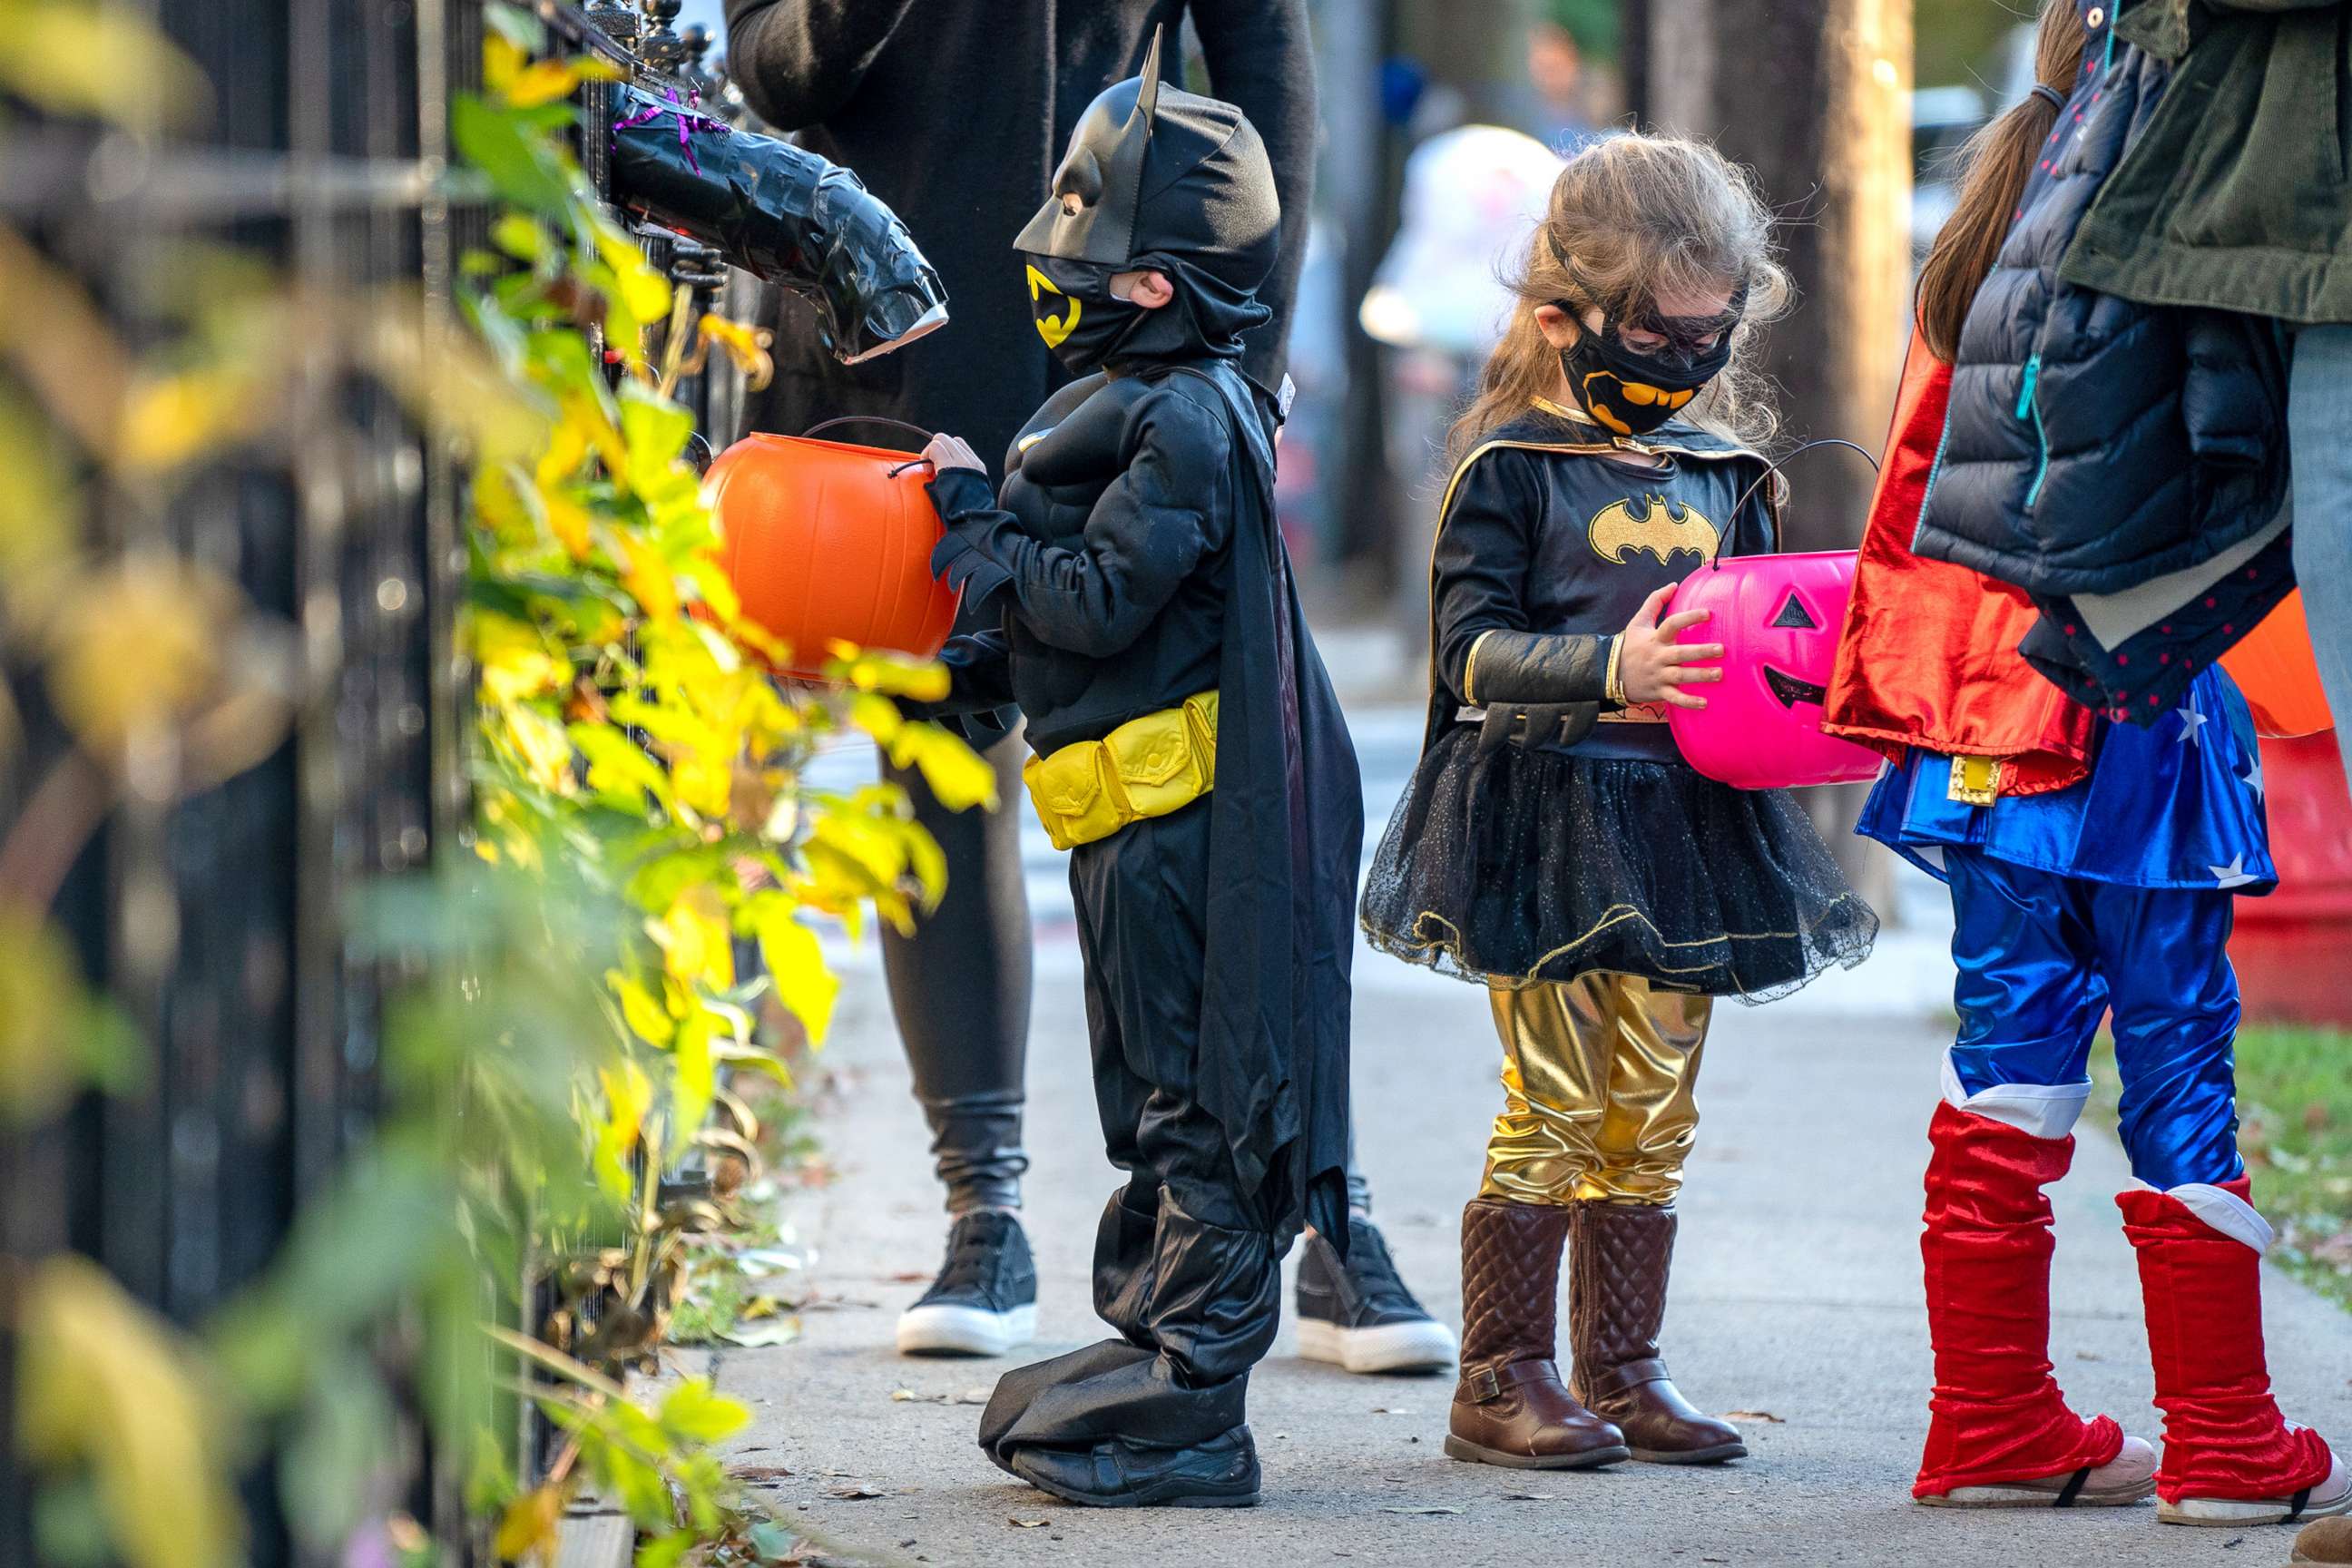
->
[2119,1176,2334,1504]
[1447,1198,1626,1468]
[1568,1200,1744,1463]
[1916,1102,2122,1497]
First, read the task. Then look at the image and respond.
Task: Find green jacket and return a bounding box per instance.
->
[2062,0,2352,323]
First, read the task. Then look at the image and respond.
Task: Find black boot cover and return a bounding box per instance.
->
[988,1194,1278,1504]
[976,1181,1161,1472]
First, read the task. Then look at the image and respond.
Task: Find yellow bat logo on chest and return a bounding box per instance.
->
[1587,493,1720,566]
[1027,264,1081,348]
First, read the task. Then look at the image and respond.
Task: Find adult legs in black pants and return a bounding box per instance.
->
[890,729,1042,1357]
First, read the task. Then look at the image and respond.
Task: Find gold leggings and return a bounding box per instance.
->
[1480,974,1711,1206]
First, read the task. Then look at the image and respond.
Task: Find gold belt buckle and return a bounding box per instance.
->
[1946,754,2003,807]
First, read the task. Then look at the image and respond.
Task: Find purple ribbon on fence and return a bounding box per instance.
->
[613,86,726,174]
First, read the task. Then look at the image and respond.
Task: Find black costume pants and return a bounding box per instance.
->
[989,799,1278,1454]
[878,728,1034,1213]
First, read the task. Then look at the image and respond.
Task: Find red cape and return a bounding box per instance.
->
[1823,325,2093,795]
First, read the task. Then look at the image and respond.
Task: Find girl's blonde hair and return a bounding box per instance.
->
[1448,132,1790,466]
[1916,0,2083,363]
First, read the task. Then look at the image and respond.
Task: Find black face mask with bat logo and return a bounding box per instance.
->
[1557,318,1735,437]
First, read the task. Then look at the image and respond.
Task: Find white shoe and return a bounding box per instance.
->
[894,1210,1038,1358]
[897,1300,1039,1357]
[1922,1435,2159,1508]
[1293,1219,1458,1375]
[2161,1446,2352,1527]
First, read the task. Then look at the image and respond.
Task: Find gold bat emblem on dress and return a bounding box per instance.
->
[1027,264,1080,348]
[1586,493,1721,565]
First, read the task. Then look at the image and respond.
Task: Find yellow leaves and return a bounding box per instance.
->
[895,724,1001,813]
[492,1484,562,1563]
[619,532,680,623]
[471,613,566,707]
[2,2,213,134]
[696,314,774,393]
[501,55,626,111]
[16,1255,240,1568]
[44,554,237,754]
[829,642,952,701]
[650,886,734,995]
[612,972,674,1048]
[594,1059,654,1200]
[116,365,274,473]
[500,704,575,796]
[0,911,143,1123]
[747,894,838,1046]
[848,689,999,814]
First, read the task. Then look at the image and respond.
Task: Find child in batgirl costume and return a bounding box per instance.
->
[1825,0,2349,1527]
[1359,133,1877,1473]
[912,35,1359,1509]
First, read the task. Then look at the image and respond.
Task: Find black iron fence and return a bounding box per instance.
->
[0,4,745,1563]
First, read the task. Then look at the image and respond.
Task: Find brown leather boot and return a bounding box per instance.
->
[1568,1200,1745,1464]
[1445,1198,1630,1470]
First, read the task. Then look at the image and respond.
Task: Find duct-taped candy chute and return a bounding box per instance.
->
[611,88,948,364]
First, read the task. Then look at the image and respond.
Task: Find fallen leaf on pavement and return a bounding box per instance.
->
[1378,1505,1464,1515]
[821,1484,886,1500]
[1502,1491,1553,1501]
[1010,1517,1050,1528]
[959,1387,992,1405]
[731,1465,795,1485]
[887,1270,931,1284]
[1721,1410,1783,1423]
[1370,1406,1414,1416]
[721,1315,802,1348]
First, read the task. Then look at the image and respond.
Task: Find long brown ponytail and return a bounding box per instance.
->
[1916,0,2086,363]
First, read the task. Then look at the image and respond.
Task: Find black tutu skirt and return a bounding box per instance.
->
[1359,727,1878,1002]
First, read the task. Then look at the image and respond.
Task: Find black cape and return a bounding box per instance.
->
[1183,360,1357,1250]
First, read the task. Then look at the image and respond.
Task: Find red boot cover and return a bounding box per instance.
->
[1915,1102,2123,1498]
[2117,1176,2334,1504]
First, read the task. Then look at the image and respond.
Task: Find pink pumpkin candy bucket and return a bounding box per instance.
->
[1663,442,1884,789]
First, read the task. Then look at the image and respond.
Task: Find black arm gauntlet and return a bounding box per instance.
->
[1463,630,1615,707]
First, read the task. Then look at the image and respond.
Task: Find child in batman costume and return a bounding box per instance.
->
[1828,0,2349,1525]
[1359,133,1877,1472]
[913,37,1359,1508]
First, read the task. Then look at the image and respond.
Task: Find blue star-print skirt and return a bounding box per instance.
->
[1857,666,2275,895]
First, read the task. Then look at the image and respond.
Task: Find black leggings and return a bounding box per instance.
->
[879,727,1034,1212]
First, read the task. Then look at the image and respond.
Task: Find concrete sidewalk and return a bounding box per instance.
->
[711,936,2352,1568]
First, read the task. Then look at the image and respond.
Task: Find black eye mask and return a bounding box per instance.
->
[1544,240,1746,436]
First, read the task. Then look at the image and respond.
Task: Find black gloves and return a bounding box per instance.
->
[1465,631,1615,756]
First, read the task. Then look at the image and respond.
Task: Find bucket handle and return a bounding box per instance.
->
[1719,436,1882,569]
[799,415,937,476]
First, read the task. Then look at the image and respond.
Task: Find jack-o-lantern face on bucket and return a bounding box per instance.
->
[1663,551,1883,790]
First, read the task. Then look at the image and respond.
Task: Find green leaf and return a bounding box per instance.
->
[450,93,577,218]
[657,1379,750,1445]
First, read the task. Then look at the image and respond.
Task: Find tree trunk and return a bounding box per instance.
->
[1635,0,1912,905]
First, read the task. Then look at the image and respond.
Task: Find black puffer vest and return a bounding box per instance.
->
[1912,1,2287,603]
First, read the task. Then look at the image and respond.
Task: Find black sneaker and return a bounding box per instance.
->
[1294,1215,1458,1374]
[897,1210,1039,1357]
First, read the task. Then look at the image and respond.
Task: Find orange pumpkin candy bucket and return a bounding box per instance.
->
[703,416,963,679]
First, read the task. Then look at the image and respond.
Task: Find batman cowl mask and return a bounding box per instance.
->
[1014,29,1277,374]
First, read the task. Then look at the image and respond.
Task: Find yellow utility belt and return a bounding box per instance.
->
[1024,691,1219,850]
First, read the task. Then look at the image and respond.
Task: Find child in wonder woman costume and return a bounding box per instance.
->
[1827,0,2347,1528]
[1359,133,1877,1472]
